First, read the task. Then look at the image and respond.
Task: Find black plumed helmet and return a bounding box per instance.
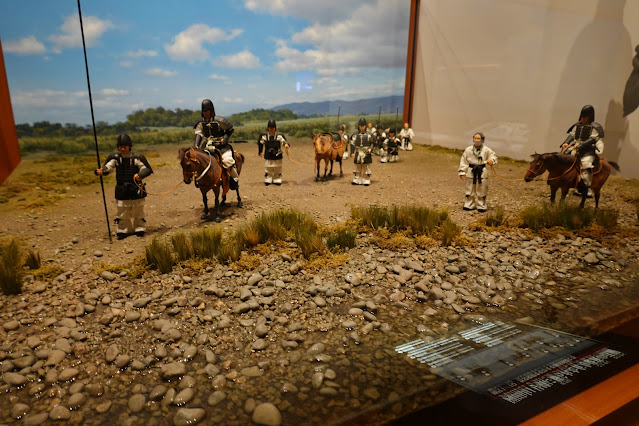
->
[201,99,215,117]
[388,128,396,134]
[358,118,367,127]
[579,105,595,122]
[117,133,132,147]
[267,119,276,128]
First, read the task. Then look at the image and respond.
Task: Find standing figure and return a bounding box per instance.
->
[95,134,153,239]
[399,122,415,151]
[351,118,375,185]
[258,120,290,185]
[458,132,497,212]
[381,128,400,163]
[560,105,604,197]
[193,99,239,189]
[373,125,386,156]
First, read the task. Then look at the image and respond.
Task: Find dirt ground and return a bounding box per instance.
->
[1,139,637,269]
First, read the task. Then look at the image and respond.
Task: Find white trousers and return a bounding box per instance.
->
[464,178,488,211]
[264,159,283,184]
[580,155,595,187]
[352,164,371,185]
[115,198,146,234]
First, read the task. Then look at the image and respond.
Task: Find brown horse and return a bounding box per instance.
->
[312,133,345,182]
[178,147,244,222]
[524,152,619,208]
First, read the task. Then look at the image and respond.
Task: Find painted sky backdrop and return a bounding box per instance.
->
[0,0,410,125]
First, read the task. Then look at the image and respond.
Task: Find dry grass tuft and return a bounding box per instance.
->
[0,239,23,295]
[145,237,173,274]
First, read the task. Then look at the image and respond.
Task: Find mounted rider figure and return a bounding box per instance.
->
[193,99,239,190]
[560,105,605,197]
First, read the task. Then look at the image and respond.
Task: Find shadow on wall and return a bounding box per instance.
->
[547,0,633,169]
[623,44,639,117]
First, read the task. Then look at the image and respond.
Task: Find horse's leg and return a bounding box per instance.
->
[201,191,209,220]
[338,155,343,177]
[322,159,329,182]
[236,185,243,208]
[559,185,569,202]
[315,157,320,182]
[549,185,558,204]
[594,190,600,209]
[214,187,222,223]
[328,159,334,176]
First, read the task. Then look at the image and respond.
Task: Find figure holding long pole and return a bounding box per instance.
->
[77,0,112,243]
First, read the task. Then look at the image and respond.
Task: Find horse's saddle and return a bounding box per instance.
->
[323,132,344,149]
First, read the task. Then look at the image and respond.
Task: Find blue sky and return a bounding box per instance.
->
[1,0,409,125]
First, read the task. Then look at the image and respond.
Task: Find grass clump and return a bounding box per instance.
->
[24,249,41,270]
[171,232,193,262]
[0,239,24,295]
[190,227,223,259]
[439,218,461,247]
[145,237,173,274]
[484,206,508,227]
[520,203,617,231]
[326,226,357,251]
[233,208,325,259]
[351,205,449,236]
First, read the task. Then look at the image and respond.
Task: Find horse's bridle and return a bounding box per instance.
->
[527,155,578,181]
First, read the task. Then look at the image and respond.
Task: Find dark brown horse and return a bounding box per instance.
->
[178,147,244,222]
[524,152,619,208]
[312,133,345,182]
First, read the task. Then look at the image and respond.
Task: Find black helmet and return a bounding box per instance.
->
[267,119,276,129]
[339,124,346,131]
[201,99,215,117]
[579,105,595,122]
[358,118,367,127]
[117,133,132,147]
[388,128,396,134]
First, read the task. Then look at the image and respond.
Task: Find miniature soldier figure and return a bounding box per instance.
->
[193,99,239,189]
[351,118,375,185]
[338,124,349,159]
[381,128,400,163]
[560,105,604,197]
[458,132,497,212]
[95,134,153,239]
[258,119,290,185]
[399,122,415,151]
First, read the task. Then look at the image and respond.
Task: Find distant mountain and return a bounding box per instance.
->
[271,95,404,117]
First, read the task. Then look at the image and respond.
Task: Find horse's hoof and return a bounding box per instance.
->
[314,177,319,182]
[200,213,208,220]
[339,172,343,177]
[220,201,226,206]
[237,201,243,208]
[215,216,222,223]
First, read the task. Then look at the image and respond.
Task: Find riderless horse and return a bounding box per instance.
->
[178,147,244,222]
[312,133,345,182]
[524,152,619,208]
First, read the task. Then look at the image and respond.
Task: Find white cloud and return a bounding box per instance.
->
[165,24,243,62]
[145,68,178,77]
[208,73,230,81]
[11,89,86,109]
[126,49,157,58]
[49,14,114,53]
[217,50,260,68]
[243,0,368,24]
[3,36,46,55]
[120,60,133,68]
[98,88,130,96]
[273,0,408,74]
[223,97,244,103]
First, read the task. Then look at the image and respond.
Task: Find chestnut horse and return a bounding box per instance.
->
[312,133,345,182]
[178,147,244,222]
[524,152,619,208]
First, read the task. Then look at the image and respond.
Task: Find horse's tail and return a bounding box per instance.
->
[608,161,620,172]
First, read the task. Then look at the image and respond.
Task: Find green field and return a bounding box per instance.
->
[17,114,403,157]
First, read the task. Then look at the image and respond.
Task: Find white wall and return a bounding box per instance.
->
[411,0,639,177]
